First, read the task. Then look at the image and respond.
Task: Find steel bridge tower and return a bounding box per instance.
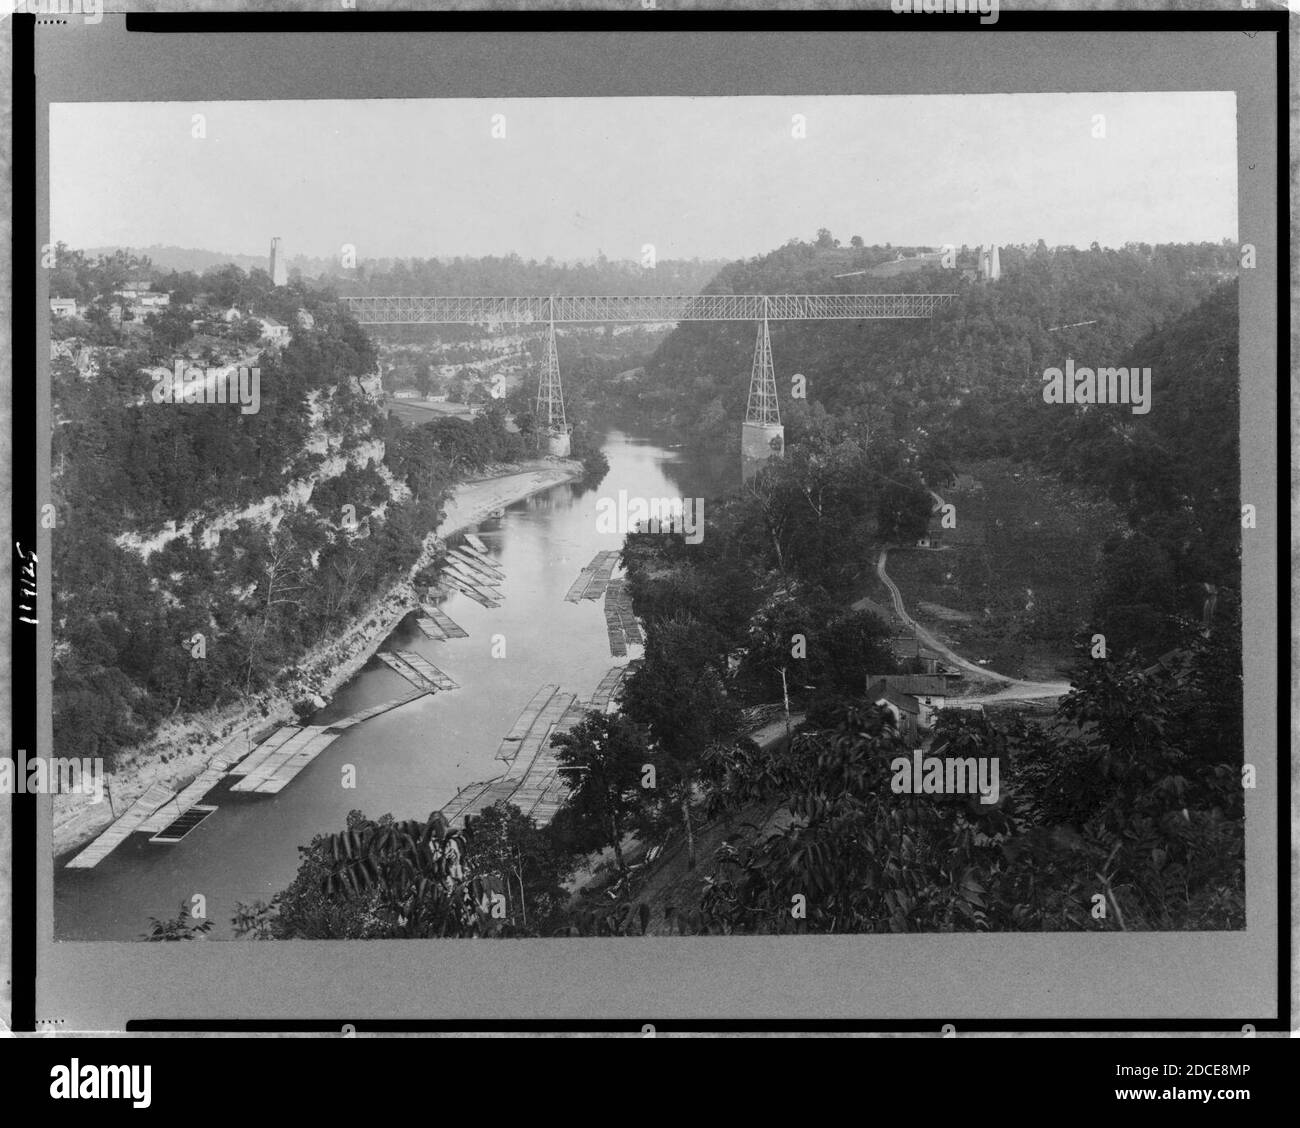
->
[342,291,959,479]
[742,304,784,482]
[535,299,570,457]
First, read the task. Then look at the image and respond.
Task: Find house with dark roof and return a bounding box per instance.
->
[865,675,950,726]
[890,636,961,679]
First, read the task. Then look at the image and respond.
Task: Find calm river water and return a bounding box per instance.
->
[54,429,734,939]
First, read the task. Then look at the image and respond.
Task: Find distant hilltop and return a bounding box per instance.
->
[74,244,733,290]
[79,244,341,277]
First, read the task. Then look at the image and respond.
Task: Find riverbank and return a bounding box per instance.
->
[52,457,583,860]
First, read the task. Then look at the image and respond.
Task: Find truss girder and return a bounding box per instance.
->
[746,318,781,426]
[536,318,567,432]
[342,293,955,325]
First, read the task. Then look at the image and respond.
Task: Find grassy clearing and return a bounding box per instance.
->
[884,458,1123,679]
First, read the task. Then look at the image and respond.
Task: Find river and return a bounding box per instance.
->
[54,429,734,940]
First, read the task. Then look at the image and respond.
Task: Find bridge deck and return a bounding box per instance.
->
[343,293,957,325]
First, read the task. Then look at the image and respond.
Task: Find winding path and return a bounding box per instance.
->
[875,543,1072,705]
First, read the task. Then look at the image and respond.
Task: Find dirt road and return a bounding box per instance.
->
[875,547,1072,703]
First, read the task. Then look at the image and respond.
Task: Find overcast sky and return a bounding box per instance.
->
[50,92,1237,263]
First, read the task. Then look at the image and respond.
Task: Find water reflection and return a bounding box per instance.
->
[54,430,734,939]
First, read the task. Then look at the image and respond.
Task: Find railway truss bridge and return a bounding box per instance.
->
[342,293,957,478]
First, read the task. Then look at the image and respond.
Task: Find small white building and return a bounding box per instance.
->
[50,298,78,317]
[391,389,419,399]
[136,291,170,308]
[871,689,922,747]
[296,309,315,330]
[258,317,291,345]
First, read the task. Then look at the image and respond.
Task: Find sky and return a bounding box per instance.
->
[50,92,1238,263]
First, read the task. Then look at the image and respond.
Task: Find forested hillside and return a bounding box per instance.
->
[609,238,1234,455]
[601,237,1239,654]
[51,253,534,765]
[226,237,1246,940]
[77,246,730,297]
[330,252,728,297]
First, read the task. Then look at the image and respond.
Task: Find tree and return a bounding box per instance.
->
[811,608,897,699]
[1091,532,1180,656]
[243,530,306,693]
[233,809,498,939]
[621,616,740,869]
[876,474,932,542]
[740,596,817,733]
[549,711,649,874]
[144,305,195,351]
[738,436,872,590]
[463,801,571,929]
[850,235,864,249]
[697,701,997,933]
[157,269,200,307]
[203,264,245,309]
